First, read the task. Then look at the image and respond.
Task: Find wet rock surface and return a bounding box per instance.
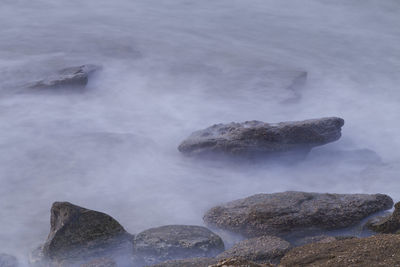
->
[147,257,217,267]
[30,64,100,89]
[178,117,344,158]
[217,236,291,265]
[36,202,133,265]
[367,201,400,233]
[133,225,224,266]
[279,234,400,267]
[204,191,393,238]
[0,253,18,267]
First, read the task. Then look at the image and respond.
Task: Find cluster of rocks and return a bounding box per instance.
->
[5,190,396,267]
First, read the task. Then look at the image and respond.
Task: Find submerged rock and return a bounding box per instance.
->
[133,225,224,266]
[367,201,400,233]
[35,202,133,265]
[178,117,344,158]
[279,234,400,267]
[204,191,393,238]
[217,236,291,265]
[30,64,100,89]
[0,253,18,267]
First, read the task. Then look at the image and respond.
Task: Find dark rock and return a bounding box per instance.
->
[0,253,18,267]
[367,202,400,233]
[80,258,117,267]
[279,234,400,267]
[147,257,217,267]
[210,258,273,267]
[133,225,225,266]
[217,236,291,264]
[204,191,393,238]
[291,235,337,247]
[178,117,344,158]
[30,64,100,89]
[36,202,133,265]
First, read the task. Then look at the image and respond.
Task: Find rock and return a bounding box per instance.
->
[217,236,291,264]
[30,64,100,89]
[178,117,344,158]
[133,225,225,266]
[37,202,133,264]
[367,201,400,233]
[147,257,217,267]
[0,253,18,267]
[204,191,393,238]
[291,235,337,247]
[210,258,273,267]
[279,234,400,267]
[80,258,117,267]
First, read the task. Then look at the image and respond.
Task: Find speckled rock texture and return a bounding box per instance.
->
[178,117,344,158]
[133,225,224,266]
[367,201,400,233]
[204,191,393,238]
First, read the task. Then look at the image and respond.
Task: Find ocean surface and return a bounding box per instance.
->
[0,0,400,264]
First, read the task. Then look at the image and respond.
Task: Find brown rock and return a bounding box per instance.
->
[279,234,400,267]
[367,202,400,233]
[147,257,217,267]
[210,258,273,267]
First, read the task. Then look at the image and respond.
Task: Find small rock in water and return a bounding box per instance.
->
[178,117,344,159]
[33,202,133,266]
[133,225,224,266]
[217,236,291,265]
[0,253,18,267]
[30,64,100,89]
[367,201,400,233]
[204,191,393,238]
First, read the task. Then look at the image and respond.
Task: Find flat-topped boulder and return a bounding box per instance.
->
[30,64,100,89]
[0,253,18,267]
[133,225,224,266]
[279,234,400,267]
[178,117,344,158]
[32,202,133,265]
[217,236,291,265]
[204,191,393,238]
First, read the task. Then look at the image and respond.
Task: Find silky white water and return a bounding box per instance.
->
[0,0,400,263]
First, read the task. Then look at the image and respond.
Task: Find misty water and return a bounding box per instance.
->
[1,0,400,264]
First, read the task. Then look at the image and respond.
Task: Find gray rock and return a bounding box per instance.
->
[0,253,18,267]
[147,257,217,267]
[204,191,393,238]
[217,236,291,265]
[367,201,400,233]
[30,64,100,89]
[80,258,117,267]
[35,202,133,265]
[178,117,344,158]
[133,225,225,266]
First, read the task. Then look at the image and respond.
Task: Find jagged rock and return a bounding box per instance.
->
[0,253,18,267]
[133,225,224,266]
[178,117,344,158]
[80,258,117,267]
[210,258,273,267]
[279,234,400,267]
[147,257,217,267]
[30,64,100,89]
[367,202,400,233]
[204,191,393,238]
[34,202,133,265]
[217,236,291,265]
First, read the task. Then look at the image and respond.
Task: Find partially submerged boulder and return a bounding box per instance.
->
[30,64,100,89]
[178,117,344,158]
[279,234,400,267]
[0,253,18,267]
[367,201,400,233]
[204,191,393,238]
[36,202,133,265]
[133,225,224,266]
[217,236,291,265]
